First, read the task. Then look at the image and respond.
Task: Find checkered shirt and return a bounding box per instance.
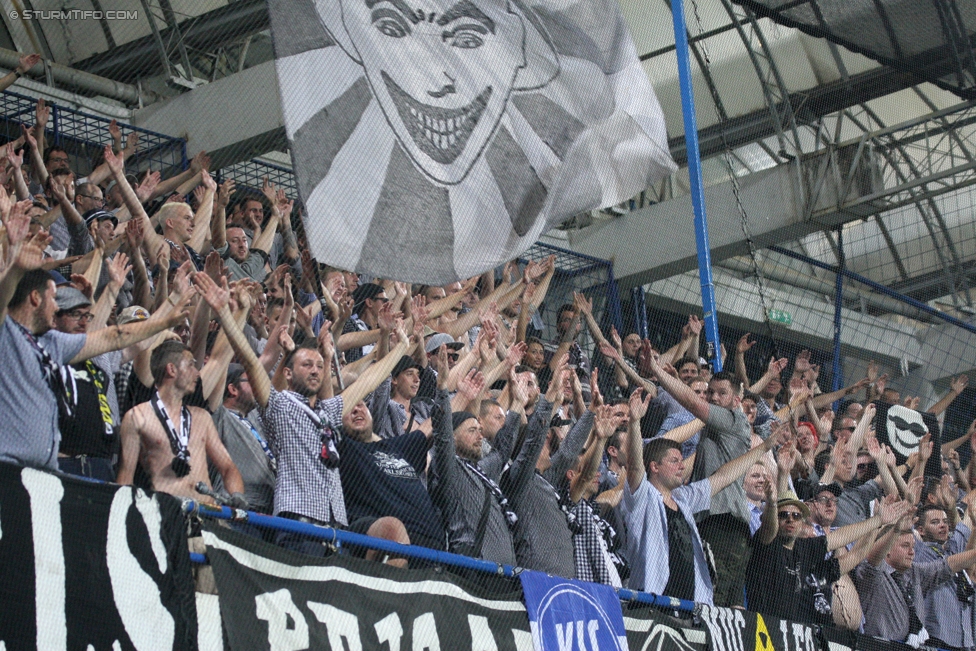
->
[569,498,617,585]
[260,388,346,525]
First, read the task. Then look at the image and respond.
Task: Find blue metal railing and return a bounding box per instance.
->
[185,502,697,613]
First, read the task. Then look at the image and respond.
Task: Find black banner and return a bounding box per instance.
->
[204,523,534,651]
[204,522,936,651]
[0,462,196,650]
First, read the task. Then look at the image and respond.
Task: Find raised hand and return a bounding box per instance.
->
[610,326,622,350]
[590,368,603,409]
[317,320,335,361]
[123,217,144,252]
[794,349,812,374]
[35,98,49,129]
[203,250,226,283]
[545,353,569,403]
[505,341,526,368]
[108,118,121,144]
[16,53,41,75]
[737,333,757,354]
[594,404,620,439]
[200,169,217,192]
[170,260,194,297]
[216,178,235,208]
[9,229,50,271]
[105,252,131,288]
[458,369,485,402]
[124,130,139,154]
[599,342,621,363]
[434,345,450,390]
[952,375,970,394]
[777,437,797,476]
[572,291,593,316]
[917,433,934,464]
[3,195,28,241]
[191,270,230,312]
[3,143,23,171]
[134,170,161,204]
[189,151,210,174]
[628,386,652,421]
[260,176,277,205]
[687,314,703,336]
[103,145,123,174]
[769,355,788,375]
[879,498,914,526]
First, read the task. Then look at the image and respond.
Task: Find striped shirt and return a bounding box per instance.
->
[260,388,345,525]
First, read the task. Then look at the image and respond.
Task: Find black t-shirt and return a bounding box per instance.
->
[664,504,696,602]
[746,535,839,626]
[59,361,119,458]
[338,430,445,551]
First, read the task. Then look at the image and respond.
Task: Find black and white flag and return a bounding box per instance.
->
[204,523,535,650]
[268,0,677,284]
[0,463,196,650]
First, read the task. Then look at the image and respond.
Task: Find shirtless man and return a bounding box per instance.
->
[116,339,246,507]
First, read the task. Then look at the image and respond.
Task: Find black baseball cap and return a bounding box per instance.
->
[392,355,422,378]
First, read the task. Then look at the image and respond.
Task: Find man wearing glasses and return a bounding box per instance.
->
[747,489,910,626]
[343,283,390,362]
[51,257,138,480]
[75,182,105,215]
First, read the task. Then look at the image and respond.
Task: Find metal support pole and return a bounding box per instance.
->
[630,286,650,339]
[671,0,723,370]
[832,229,844,401]
[770,245,976,336]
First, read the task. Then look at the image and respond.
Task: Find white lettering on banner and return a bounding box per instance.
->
[133,491,168,574]
[700,608,745,651]
[778,621,816,651]
[553,620,605,651]
[307,602,362,651]
[640,624,698,651]
[255,589,309,651]
[375,613,403,651]
[106,488,174,651]
[587,620,601,650]
[412,612,441,651]
[252,589,533,651]
[512,630,535,650]
[467,615,499,651]
[22,469,67,651]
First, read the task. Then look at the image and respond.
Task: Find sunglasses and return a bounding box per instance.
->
[778,511,804,521]
[812,496,838,505]
[856,463,873,471]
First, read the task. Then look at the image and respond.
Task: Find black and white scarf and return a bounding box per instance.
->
[150,391,192,477]
[460,458,518,528]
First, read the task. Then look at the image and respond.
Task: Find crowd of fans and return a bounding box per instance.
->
[1,74,976,650]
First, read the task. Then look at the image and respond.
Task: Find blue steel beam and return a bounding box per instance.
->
[671,0,723,370]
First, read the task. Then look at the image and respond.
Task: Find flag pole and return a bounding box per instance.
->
[670,0,723,371]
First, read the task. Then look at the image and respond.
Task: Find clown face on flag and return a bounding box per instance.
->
[269,0,677,284]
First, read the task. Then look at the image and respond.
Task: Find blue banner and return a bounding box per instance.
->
[520,570,629,651]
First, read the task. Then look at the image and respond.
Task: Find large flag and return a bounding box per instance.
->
[268,0,677,284]
[0,463,196,650]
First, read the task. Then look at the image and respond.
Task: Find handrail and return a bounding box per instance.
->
[184,501,696,612]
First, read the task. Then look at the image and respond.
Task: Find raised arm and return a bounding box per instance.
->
[0,53,40,93]
[71,291,191,364]
[708,427,787,497]
[103,146,165,257]
[645,349,709,421]
[340,327,409,416]
[929,375,969,417]
[184,171,216,253]
[194,272,272,409]
[825,497,912,552]
[569,405,620,503]
[625,387,653,492]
